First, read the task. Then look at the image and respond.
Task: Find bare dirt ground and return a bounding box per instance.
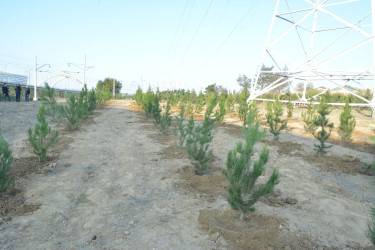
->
[0,100,375,249]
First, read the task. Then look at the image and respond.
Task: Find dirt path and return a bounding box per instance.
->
[0,101,220,249]
[1,100,375,249]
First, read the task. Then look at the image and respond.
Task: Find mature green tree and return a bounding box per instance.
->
[296,82,314,93]
[257,65,289,93]
[204,83,227,96]
[205,83,219,96]
[96,78,122,94]
[237,74,251,94]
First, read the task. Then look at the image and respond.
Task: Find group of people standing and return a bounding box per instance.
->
[2,83,31,102]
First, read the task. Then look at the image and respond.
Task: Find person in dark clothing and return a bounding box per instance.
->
[15,84,22,102]
[25,85,31,102]
[2,83,10,101]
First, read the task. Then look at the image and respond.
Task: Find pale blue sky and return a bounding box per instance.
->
[0,0,372,93]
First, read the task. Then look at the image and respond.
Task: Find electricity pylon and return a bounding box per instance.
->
[251,0,375,116]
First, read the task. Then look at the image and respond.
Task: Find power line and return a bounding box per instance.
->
[170,0,196,59]
[179,0,215,64]
[200,0,232,53]
[161,0,191,69]
[211,0,261,56]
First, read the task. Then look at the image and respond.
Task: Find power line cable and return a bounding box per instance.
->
[178,0,215,64]
[161,0,191,68]
[200,0,231,54]
[211,0,261,56]
[171,0,196,59]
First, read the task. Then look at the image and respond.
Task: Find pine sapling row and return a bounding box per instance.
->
[160,99,172,135]
[28,102,59,162]
[302,100,318,133]
[186,96,223,175]
[266,97,287,140]
[313,98,333,155]
[0,131,14,193]
[339,101,356,142]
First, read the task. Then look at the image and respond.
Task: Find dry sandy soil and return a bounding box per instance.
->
[0,100,375,249]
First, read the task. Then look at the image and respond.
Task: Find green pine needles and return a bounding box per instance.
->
[28,102,59,162]
[151,96,162,125]
[368,208,375,247]
[266,97,287,140]
[223,111,279,220]
[60,86,96,131]
[195,91,205,113]
[338,101,356,142]
[160,99,172,135]
[313,99,333,155]
[88,88,97,113]
[302,100,318,133]
[249,100,259,123]
[41,83,62,123]
[0,136,14,192]
[238,92,249,125]
[217,93,227,122]
[225,94,235,113]
[286,98,294,119]
[141,91,155,118]
[186,97,223,175]
[186,96,194,115]
[62,95,82,130]
[174,104,187,147]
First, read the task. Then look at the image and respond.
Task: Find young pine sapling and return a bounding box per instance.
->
[238,92,249,125]
[160,99,172,135]
[0,135,14,193]
[174,104,187,147]
[62,95,81,130]
[313,98,333,155]
[195,91,205,113]
[151,95,161,125]
[186,96,194,115]
[338,101,356,141]
[218,93,227,122]
[225,94,235,113]
[223,111,279,220]
[186,97,223,175]
[266,97,287,140]
[28,102,59,162]
[41,83,63,123]
[302,100,318,133]
[286,98,294,119]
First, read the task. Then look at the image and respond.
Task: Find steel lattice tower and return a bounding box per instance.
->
[251,0,375,116]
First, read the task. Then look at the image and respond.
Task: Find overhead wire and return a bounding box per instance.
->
[160,0,191,71]
[211,0,262,56]
[170,0,196,60]
[178,0,215,64]
[200,0,232,54]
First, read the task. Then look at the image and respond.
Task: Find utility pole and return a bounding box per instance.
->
[372,0,375,117]
[83,54,86,87]
[113,78,115,98]
[34,56,38,101]
[33,56,50,101]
